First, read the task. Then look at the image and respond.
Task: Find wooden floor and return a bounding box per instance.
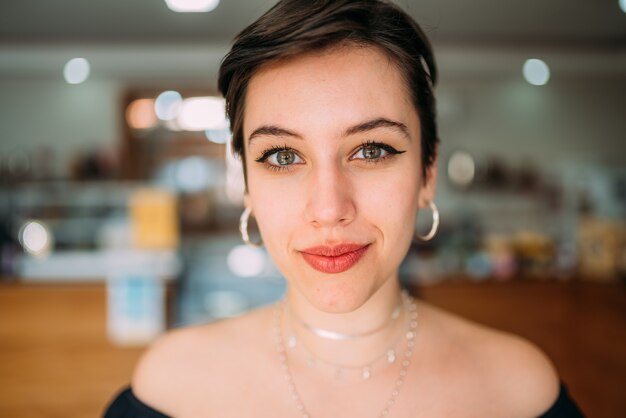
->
[0,279,624,417]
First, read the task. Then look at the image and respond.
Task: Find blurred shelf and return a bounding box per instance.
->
[16,249,180,282]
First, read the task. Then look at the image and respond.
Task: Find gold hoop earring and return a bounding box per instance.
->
[239,207,263,247]
[416,201,439,241]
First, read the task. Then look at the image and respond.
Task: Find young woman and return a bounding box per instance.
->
[105,1,584,416]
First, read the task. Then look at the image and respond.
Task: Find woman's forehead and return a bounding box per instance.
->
[243,46,417,138]
[249,44,397,93]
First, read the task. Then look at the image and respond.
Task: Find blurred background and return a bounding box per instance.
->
[0,0,624,417]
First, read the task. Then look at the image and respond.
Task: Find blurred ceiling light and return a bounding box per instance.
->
[126,98,157,130]
[620,0,626,13]
[448,151,475,187]
[19,220,53,257]
[205,128,231,144]
[523,59,550,86]
[227,245,266,277]
[63,57,90,84]
[174,156,211,193]
[177,96,227,131]
[155,90,182,121]
[165,0,219,13]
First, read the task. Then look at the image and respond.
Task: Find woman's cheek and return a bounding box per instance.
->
[357,165,419,208]
[250,186,300,246]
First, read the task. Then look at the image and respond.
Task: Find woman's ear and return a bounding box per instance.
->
[418,158,438,208]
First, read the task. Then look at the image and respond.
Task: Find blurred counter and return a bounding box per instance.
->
[0,282,144,418]
[17,249,180,282]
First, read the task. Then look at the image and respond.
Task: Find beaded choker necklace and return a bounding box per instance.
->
[285,301,404,380]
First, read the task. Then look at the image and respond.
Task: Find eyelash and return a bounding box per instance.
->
[254,141,405,172]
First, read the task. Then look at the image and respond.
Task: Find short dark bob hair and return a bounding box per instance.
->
[218,0,438,182]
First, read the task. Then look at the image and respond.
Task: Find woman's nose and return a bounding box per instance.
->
[304,163,356,228]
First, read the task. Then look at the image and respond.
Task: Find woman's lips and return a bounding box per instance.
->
[299,243,370,274]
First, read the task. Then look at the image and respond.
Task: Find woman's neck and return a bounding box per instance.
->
[283,277,406,371]
[286,277,403,336]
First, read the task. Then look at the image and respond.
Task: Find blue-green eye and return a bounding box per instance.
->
[271,150,299,165]
[351,142,405,161]
[255,146,304,168]
[360,145,383,159]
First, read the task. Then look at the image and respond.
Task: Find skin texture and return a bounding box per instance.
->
[130,45,560,418]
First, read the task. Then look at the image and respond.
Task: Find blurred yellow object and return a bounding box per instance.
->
[512,231,555,278]
[513,231,554,263]
[129,188,179,249]
[578,218,626,283]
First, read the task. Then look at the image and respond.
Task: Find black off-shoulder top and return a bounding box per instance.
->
[103,382,585,417]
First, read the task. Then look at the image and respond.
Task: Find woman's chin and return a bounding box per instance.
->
[292,277,379,314]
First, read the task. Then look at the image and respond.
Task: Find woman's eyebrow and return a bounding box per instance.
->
[248,125,303,143]
[344,117,410,140]
[248,117,410,143]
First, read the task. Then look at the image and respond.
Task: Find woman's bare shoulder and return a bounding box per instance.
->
[417,300,561,417]
[130,304,276,415]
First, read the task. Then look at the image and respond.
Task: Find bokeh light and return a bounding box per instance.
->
[154,90,182,121]
[448,151,476,187]
[126,98,157,130]
[227,245,266,277]
[165,0,220,13]
[205,128,231,144]
[19,220,53,257]
[177,96,228,131]
[523,59,550,86]
[63,58,90,84]
[173,156,211,193]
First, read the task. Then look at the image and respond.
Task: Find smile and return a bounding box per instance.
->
[299,243,370,274]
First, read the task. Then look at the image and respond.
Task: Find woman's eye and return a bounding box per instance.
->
[351,142,404,161]
[271,150,299,166]
[256,147,304,168]
[361,145,383,159]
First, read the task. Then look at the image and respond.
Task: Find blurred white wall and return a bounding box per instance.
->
[437,77,626,167]
[0,79,121,177]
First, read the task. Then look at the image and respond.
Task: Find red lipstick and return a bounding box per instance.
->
[300,243,370,274]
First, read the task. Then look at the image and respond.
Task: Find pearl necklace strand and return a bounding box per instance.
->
[273,291,418,418]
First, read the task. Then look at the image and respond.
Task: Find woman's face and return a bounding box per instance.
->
[243,45,436,313]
